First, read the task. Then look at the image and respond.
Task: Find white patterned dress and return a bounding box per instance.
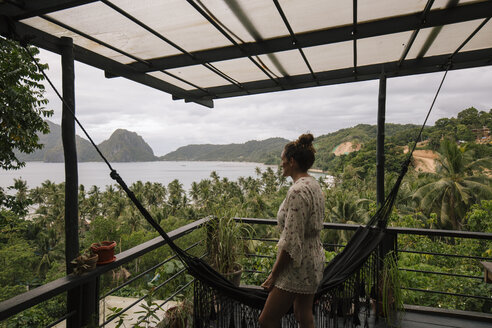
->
[275,176,325,294]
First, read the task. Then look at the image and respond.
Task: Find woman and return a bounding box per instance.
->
[259,134,325,328]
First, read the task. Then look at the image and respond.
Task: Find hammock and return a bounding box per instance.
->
[19,39,449,327]
[108,155,409,328]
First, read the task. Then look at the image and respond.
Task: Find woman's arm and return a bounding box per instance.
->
[261,249,292,291]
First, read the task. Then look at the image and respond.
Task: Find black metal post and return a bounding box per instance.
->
[60,36,81,328]
[376,70,386,206]
[60,36,79,328]
[61,36,78,274]
[60,37,99,328]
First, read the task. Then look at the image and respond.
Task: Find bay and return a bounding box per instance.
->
[0,161,277,191]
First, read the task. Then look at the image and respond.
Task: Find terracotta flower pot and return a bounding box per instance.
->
[90,241,116,265]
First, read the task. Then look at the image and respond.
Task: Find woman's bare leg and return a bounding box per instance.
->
[259,287,296,328]
[293,293,315,328]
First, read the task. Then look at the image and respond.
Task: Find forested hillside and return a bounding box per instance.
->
[160,137,289,164]
[14,120,99,162]
[15,121,158,162]
[315,107,492,176]
[97,129,158,162]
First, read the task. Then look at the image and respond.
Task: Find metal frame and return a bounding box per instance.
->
[124,1,492,72]
[1,0,491,107]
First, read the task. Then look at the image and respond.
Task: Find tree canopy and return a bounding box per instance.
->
[0,37,52,170]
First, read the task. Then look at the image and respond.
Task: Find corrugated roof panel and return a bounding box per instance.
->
[147,71,197,91]
[211,57,274,83]
[303,42,353,72]
[407,19,488,59]
[23,2,180,63]
[5,0,490,102]
[358,31,413,66]
[257,50,310,77]
[114,0,233,53]
[278,0,352,33]
[462,19,492,52]
[195,0,288,43]
[21,16,132,64]
[432,0,484,10]
[166,64,236,89]
[359,0,425,23]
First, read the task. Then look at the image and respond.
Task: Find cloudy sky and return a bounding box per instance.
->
[39,49,492,157]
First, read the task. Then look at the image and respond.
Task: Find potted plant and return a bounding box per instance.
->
[205,217,253,286]
[377,251,404,327]
[91,240,117,265]
[70,251,98,275]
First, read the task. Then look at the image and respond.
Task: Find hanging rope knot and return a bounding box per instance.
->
[110,169,120,181]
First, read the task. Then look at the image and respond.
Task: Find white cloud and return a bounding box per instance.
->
[38,50,492,156]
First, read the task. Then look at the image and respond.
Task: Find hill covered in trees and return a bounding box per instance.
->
[14,107,492,173]
[314,107,492,176]
[15,121,158,162]
[160,137,289,164]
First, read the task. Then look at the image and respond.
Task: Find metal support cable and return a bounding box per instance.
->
[21,43,116,173]
[398,0,435,67]
[449,17,491,62]
[272,0,318,84]
[372,64,449,228]
[20,43,195,268]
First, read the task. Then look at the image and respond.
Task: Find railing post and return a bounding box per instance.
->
[377,68,386,206]
[376,230,397,319]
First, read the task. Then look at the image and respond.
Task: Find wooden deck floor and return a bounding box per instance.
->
[368,306,492,328]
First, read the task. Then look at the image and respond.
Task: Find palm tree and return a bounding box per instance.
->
[413,139,492,229]
[167,179,186,215]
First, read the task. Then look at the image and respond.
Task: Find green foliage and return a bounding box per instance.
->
[155,259,193,300]
[134,288,163,328]
[106,307,128,328]
[413,138,492,229]
[0,38,52,170]
[240,240,276,285]
[380,252,404,326]
[206,217,254,274]
[463,200,492,234]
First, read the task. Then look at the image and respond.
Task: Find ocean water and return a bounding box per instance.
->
[0,161,278,191]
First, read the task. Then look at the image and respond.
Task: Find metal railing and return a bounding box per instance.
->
[235,218,492,312]
[1,216,491,327]
[0,216,214,327]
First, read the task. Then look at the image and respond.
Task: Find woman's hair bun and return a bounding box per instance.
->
[297,133,314,146]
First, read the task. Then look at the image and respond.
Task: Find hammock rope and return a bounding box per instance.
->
[16,34,451,326]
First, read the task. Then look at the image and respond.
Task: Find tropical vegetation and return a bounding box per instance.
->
[1,39,491,327]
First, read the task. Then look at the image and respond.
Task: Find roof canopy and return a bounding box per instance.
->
[1,0,491,108]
